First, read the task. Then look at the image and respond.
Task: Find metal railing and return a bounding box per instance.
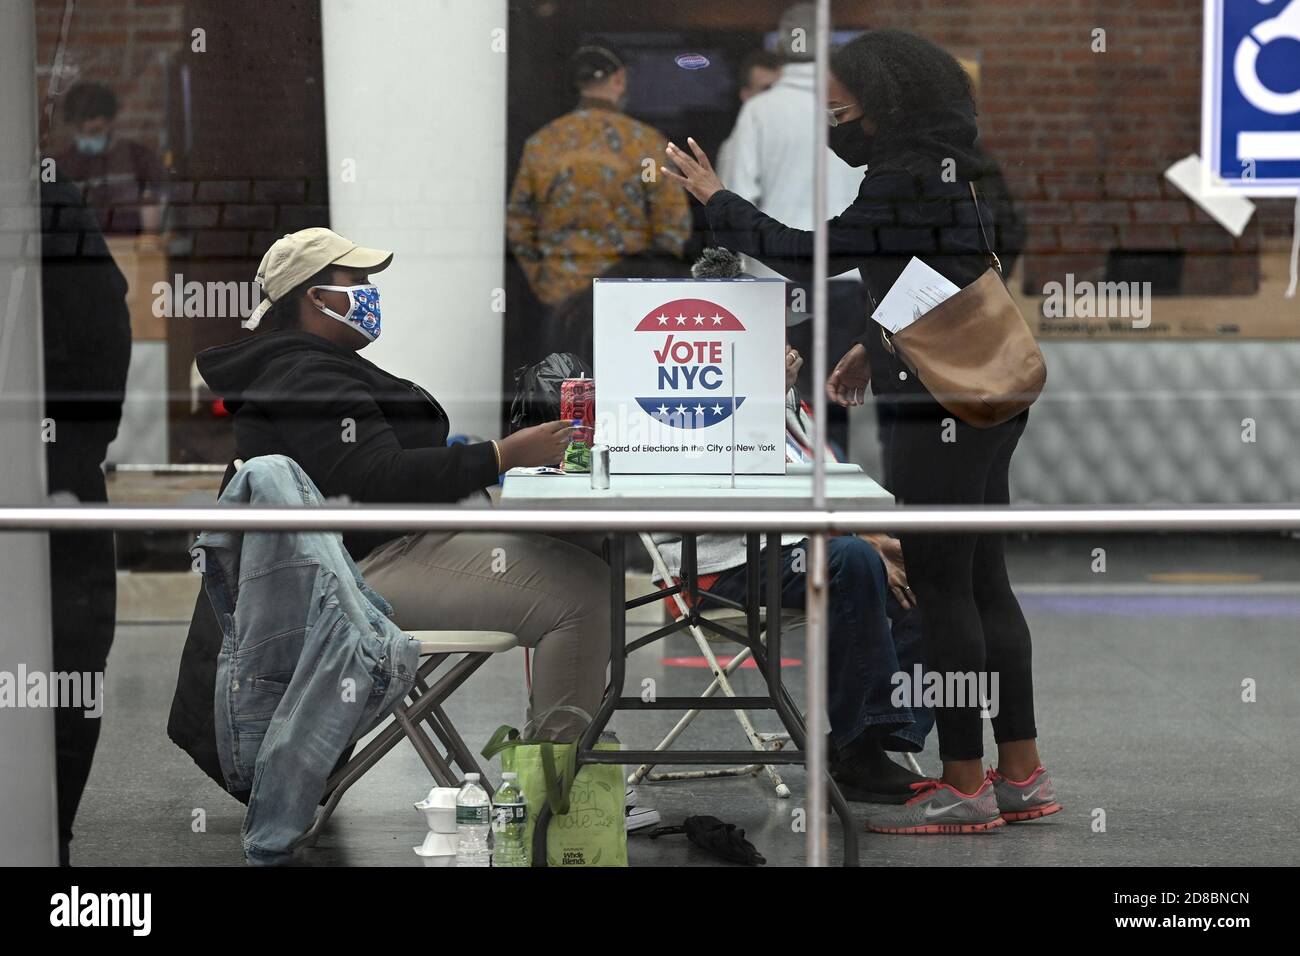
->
[1,504,1298,534]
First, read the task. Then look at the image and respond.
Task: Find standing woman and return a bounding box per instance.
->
[663,29,1060,834]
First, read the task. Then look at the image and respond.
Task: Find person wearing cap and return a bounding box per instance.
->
[193,228,610,743]
[506,44,692,321]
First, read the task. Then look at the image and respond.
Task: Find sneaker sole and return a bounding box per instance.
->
[866,816,1006,835]
[1000,801,1063,823]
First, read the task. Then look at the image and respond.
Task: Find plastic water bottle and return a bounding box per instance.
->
[491,772,529,868]
[455,773,492,867]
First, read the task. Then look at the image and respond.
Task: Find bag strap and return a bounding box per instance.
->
[968,182,1003,276]
[480,724,520,760]
[482,723,577,816]
[539,742,576,816]
[523,704,593,741]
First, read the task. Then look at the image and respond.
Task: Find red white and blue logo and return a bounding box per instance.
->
[634,298,745,430]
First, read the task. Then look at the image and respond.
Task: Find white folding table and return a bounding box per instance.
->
[499,463,893,867]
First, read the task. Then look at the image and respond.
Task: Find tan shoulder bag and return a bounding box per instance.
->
[881,183,1046,428]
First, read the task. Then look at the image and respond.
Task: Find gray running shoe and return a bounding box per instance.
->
[988,766,1063,822]
[864,778,1005,834]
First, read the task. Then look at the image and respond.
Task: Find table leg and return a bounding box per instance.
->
[683,531,698,610]
[531,532,626,867]
[746,534,761,654]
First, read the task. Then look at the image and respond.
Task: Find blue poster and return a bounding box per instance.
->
[1203,0,1300,194]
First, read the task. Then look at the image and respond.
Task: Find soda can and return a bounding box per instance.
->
[591,445,610,490]
[561,377,595,445]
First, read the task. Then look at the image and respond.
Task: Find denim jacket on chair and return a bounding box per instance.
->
[194,454,420,865]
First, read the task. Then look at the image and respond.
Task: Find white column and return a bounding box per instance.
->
[320,0,508,438]
[0,0,58,866]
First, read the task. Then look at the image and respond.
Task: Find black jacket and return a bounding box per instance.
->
[196,329,499,560]
[170,330,499,795]
[41,180,132,483]
[703,150,1003,410]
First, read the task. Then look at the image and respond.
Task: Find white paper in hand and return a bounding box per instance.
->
[871,257,961,334]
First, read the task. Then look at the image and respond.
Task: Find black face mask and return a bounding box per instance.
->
[828,120,874,168]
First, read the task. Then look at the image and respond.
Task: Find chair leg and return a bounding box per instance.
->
[297,698,424,848]
[903,751,924,775]
[299,758,367,848]
[637,643,791,796]
[631,644,752,780]
[299,650,497,851]
[395,706,459,785]
[430,701,490,780]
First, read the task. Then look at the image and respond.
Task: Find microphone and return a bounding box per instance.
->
[690,246,744,279]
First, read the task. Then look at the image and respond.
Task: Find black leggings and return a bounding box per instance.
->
[884,404,1036,762]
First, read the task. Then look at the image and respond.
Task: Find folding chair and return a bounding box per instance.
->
[629,534,924,795]
[297,629,517,847]
[224,460,520,846]
[629,533,802,797]
[629,601,802,797]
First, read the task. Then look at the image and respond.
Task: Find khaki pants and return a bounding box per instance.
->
[358,531,610,742]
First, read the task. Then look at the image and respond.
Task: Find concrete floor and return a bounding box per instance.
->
[71,534,1300,867]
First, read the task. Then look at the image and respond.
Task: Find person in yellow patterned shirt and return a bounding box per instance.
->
[507,45,692,308]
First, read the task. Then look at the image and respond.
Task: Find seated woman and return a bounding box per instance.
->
[654,343,934,803]
[196,227,609,742]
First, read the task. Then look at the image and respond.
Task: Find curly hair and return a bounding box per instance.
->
[831,30,976,141]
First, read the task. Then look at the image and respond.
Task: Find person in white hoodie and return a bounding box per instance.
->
[713,49,782,177]
[715,3,866,453]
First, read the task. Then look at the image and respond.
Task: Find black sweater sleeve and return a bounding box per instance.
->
[703,168,918,282]
[254,358,499,504]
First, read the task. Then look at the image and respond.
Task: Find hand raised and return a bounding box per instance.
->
[661,138,725,205]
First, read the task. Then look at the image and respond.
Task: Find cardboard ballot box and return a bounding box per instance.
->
[593,278,786,474]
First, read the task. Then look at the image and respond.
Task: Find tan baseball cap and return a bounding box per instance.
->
[246,227,393,328]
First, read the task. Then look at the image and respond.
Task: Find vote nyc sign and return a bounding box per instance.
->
[1202,0,1300,195]
[593,278,785,474]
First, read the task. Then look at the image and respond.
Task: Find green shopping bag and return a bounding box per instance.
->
[482,724,627,867]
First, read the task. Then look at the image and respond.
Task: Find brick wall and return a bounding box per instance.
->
[35,0,329,263]
[858,0,1291,295]
[35,0,184,154]
[38,0,1289,290]
[33,0,332,463]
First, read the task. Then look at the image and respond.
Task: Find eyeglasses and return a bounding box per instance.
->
[826,104,859,127]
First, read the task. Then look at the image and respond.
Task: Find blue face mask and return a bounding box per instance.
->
[75,133,108,156]
[311,284,382,341]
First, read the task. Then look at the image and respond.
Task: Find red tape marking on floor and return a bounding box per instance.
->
[660,656,803,669]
